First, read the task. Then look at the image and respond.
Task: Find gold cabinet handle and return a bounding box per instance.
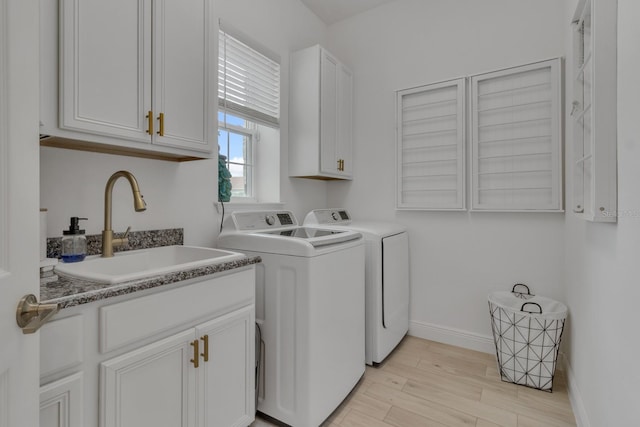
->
[157,112,165,136]
[337,159,341,171]
[341,159,345,171]
[146,111,153,135]
[200,335,209,362]
[190,339,199,368]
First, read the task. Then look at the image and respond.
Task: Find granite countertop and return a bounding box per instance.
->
[41,256,261,310]
[41,228,260,310]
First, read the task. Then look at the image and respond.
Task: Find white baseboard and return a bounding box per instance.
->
[408,320,495,354]
[560,353,590,427]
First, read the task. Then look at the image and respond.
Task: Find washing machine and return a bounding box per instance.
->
[304,209,409,365]
[217,210,365,427]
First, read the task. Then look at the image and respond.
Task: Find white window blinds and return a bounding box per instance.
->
[218,27,280,128]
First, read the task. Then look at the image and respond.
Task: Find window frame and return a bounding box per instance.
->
[217,21,281,204]
[218,115,257,201]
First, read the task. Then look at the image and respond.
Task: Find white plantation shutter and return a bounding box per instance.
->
[396,78,466,210]
[218,26,280,127]
[470,59,562,211]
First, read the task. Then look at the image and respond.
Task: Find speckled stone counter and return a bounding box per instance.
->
[41,256,261,309]
[47,228,184,259]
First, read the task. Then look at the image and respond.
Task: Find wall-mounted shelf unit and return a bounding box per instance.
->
[470,59,563,212]
[571,0,617,222]
[396,79,466,210]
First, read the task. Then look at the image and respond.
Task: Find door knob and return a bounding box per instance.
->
[16,294,59,334]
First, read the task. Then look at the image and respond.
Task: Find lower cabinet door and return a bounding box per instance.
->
[100,329,196,427]
[40,372,83,427]
[196,306,255,427]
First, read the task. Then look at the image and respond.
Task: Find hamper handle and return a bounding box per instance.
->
[512,283,532,295]
[521,302,542,314]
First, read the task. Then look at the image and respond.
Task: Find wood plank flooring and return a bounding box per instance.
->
[251,336,576,427]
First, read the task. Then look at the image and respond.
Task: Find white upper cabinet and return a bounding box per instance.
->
[470,59,563,212]
[152,0,212,152]
[59,0,151,142]
[290,45,353,180]
[571,0,617,222]
[41,0,215,160]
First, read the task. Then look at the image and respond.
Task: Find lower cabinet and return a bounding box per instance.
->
[100,306,255,427]
[196,306,255,427]
[39,267,256,427]
[39,373,83,427]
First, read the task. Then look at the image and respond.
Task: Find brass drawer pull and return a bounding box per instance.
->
[157,112,165,136]
[200,335,209,362]
[190,339,199,368]
[146,111,153,135]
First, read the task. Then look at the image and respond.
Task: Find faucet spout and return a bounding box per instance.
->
[102,171,146,257]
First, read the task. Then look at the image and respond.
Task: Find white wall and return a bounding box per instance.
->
[325,0,567,349]
[563,0,640,425]
[40,0,329,245]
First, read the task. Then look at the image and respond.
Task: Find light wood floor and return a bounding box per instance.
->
[252,336,576,427]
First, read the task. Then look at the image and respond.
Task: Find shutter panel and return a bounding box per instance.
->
[396,78,466,210]
[470,59,562,211]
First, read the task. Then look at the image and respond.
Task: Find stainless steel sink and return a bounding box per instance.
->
[54,245,245,284]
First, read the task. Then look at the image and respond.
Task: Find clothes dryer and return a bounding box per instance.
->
[304,209,409,365]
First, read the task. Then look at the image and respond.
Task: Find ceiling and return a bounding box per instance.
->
[299,0,397,25]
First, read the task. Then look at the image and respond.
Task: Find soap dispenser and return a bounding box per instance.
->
[61,217,87,263]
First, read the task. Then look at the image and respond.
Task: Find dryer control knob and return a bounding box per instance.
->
[331,211,340,221]
[265,215,276,226]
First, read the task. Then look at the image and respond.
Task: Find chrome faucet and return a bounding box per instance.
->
[101,171,146,257]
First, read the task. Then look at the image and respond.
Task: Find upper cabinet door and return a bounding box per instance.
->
[60,0,152,142]
[289,45,353,180]
[337,64,353,178]
[152,0,213,152]
[320,49,339,176]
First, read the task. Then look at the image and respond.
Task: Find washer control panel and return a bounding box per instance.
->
[304,209,351,225]
[231,210,298,230]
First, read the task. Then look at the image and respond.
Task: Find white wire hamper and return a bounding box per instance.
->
[488,284,568,392]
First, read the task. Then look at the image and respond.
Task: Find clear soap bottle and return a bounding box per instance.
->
[61,217,87,263]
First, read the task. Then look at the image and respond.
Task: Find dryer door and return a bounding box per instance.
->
[380,232,410,358]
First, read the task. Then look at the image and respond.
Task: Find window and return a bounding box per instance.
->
[218,112,255,198]
[218,23,280,202]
